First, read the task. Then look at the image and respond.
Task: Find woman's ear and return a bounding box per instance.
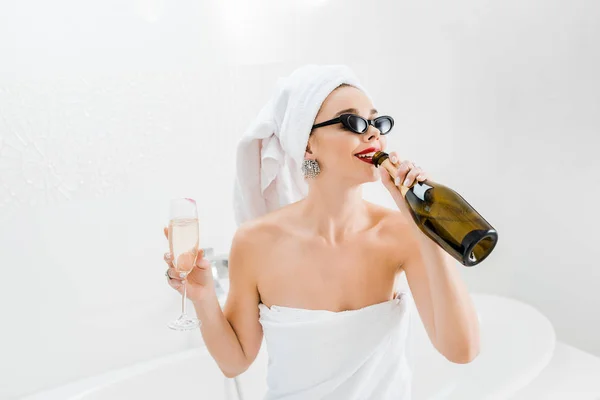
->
[305,135,315,158]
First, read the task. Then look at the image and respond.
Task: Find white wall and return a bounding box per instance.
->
[1,0,599,398]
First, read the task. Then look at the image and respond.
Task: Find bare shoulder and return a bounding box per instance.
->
[231,207,295,265]
[363,200,416,271]
[235,207,293,245]
[363,200,410,231]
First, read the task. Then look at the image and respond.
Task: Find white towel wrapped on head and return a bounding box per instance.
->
[233,64,374,226]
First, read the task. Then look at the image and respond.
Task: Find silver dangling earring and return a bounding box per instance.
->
[302,159,321,178]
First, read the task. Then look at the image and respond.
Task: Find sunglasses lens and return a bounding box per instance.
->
[347,115,368,132]
[375,117,392,134]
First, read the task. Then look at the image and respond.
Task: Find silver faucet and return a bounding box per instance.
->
[201,247,230,307]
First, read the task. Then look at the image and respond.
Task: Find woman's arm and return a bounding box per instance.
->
[380,154,480,364]
[194,225,264,377]
[402,218,481,364]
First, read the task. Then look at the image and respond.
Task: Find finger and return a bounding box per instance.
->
[165,267,183,281]
[164,252,175,269]
[195,256,212,271]
[195,249,209,267]
[167,277,183,291]
[394,161,412,186]
[163,227,168,240]
[404,166,422,187]
[388,151,400,165]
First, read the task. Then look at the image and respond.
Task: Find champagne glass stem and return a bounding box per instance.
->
[182,278,187,316]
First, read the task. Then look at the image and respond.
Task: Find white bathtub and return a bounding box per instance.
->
[23,293,555,400]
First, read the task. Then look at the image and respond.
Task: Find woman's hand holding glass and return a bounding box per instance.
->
[163,227,215,305]
[164,197,215,331]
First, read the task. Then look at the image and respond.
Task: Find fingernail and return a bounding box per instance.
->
[403,178,410,187]
[395,176,400,186]
[164,252,172,261]
[391,156,398,163]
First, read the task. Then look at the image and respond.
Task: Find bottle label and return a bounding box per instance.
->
[412,182,432,201]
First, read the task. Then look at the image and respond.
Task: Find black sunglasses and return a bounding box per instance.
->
[311,114,394,135]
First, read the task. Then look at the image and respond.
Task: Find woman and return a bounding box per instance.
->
[163,66,480,399]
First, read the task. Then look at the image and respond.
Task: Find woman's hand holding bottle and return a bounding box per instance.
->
[378,150,429,214]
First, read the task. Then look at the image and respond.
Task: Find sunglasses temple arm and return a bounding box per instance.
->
[312,118,341,129]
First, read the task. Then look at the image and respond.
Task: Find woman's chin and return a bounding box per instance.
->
[346,158,381,183]
[360,170,381,183]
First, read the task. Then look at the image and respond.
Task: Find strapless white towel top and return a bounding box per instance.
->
[258,291,413,400]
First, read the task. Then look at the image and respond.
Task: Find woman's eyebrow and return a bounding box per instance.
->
[333,108,378,118]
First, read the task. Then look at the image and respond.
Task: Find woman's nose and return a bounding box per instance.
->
[363,124,381,141]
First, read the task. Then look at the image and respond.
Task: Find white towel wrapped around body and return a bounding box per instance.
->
[233,64,373,226]
[258,291,414,400]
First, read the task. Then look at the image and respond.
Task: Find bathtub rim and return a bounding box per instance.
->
[22,346,212,400]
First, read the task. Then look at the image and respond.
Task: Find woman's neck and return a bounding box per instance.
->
[298,176,369,245]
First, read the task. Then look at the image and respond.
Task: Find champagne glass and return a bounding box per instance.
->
[167,198,201,331]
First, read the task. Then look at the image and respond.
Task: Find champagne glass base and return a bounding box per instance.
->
[168,314,201,331]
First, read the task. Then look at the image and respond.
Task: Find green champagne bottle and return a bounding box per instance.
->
[372,151,498,267]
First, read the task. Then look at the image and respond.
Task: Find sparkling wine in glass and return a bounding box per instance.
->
[167,198,201,331]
